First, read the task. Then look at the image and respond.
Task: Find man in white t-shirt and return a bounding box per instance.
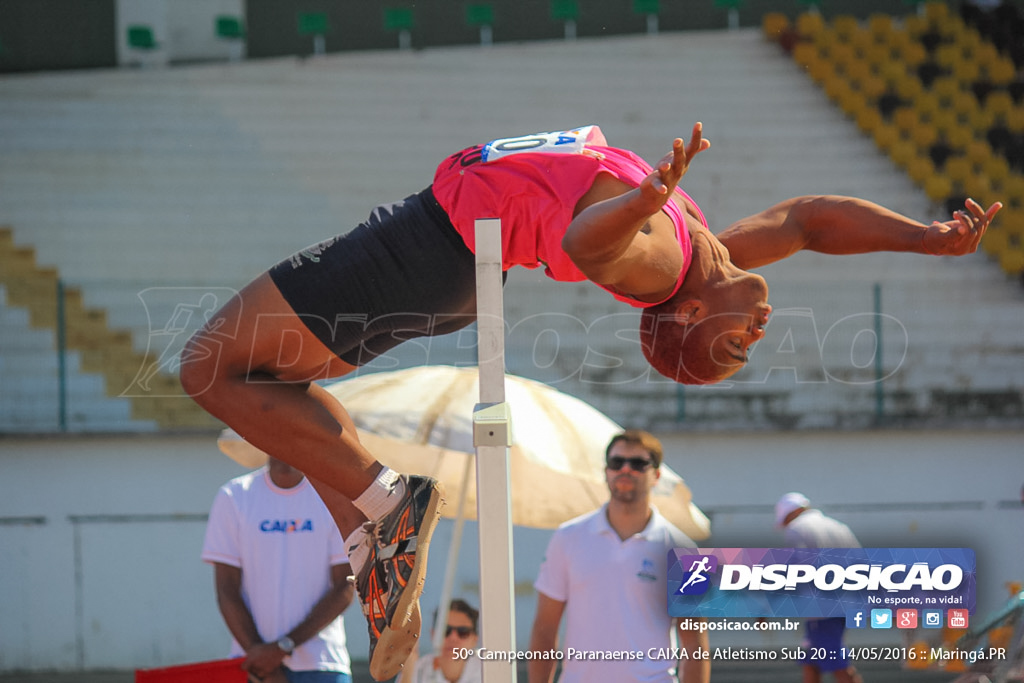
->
[776,492,860,549]
[775,492,864,683]
[528,430,710,683]
[202,457,355,683]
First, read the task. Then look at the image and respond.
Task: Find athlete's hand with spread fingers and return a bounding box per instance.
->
[921,198,1002,256]
[639,122,711,210]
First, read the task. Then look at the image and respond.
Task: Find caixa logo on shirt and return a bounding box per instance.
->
[260,519,314,533]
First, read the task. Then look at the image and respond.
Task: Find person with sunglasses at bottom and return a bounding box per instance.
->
[398,599,482,683]
[529,430,710,683]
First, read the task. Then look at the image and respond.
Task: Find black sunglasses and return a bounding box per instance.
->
[606,456,654,472]
[445,625,474,638]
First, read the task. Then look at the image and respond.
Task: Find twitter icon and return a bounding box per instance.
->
[870,609,892,629]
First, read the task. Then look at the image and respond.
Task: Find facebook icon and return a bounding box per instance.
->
[846,611,866,629]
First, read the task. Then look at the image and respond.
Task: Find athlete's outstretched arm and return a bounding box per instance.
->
[719,196,1002,270]
[562,124,710,297]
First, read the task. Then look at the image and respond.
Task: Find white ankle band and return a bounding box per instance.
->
[352,467,403,522]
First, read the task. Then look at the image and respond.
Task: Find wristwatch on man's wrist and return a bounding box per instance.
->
[276,636,295,654]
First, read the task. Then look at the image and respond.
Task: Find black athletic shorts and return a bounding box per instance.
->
[269,186,498,366]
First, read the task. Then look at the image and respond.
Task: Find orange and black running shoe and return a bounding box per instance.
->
[352,474,444,681]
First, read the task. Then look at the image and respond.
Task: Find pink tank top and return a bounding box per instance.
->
[432,126,707,308]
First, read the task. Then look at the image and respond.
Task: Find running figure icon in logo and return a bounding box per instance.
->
[677,555,717,595]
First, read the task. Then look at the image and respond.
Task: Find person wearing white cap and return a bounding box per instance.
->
[775,493,863,683]
[775,492,860,549]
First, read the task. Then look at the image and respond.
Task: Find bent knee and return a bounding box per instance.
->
[179,330,230,403]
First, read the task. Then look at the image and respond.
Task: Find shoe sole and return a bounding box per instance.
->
[368,599,422,681]
[367,479,444,681]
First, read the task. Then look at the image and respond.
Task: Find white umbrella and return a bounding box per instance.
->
[218,365,711,655]
[217,365,710,539]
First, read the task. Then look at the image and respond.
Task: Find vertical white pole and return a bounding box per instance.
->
[473,218,517,683]
[432,460,473,653]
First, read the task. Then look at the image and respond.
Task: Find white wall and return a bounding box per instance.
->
[0,429,1021,672]
[0,435,239,670]
[115,0,245,67]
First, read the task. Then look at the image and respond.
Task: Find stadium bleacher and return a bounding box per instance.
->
[1,7,1022,434]
[766,2,1024,275]
[1,7,1023,677]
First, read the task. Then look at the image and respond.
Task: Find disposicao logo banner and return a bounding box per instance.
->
[668,548,975,618]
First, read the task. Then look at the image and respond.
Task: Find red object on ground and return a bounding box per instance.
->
[135,657,247,683]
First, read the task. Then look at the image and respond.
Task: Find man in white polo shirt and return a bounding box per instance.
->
[528,430,709,683]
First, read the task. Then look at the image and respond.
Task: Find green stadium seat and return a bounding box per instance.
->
[551,0,579,39]
[633,0,659,14]
[215,16,245,61]
[713,0,743,29]
[466,4,495,44]
[215,16,245,40]
[384,7,415,30]
[297,12,330,55]
[298,12,329,35]
[551,0,579,21]
[467,3,494,25]
[127,26,158,51]
[633,0,659,33]
[383,7,415,48]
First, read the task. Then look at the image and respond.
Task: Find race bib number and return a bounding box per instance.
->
[480,125,606,163]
